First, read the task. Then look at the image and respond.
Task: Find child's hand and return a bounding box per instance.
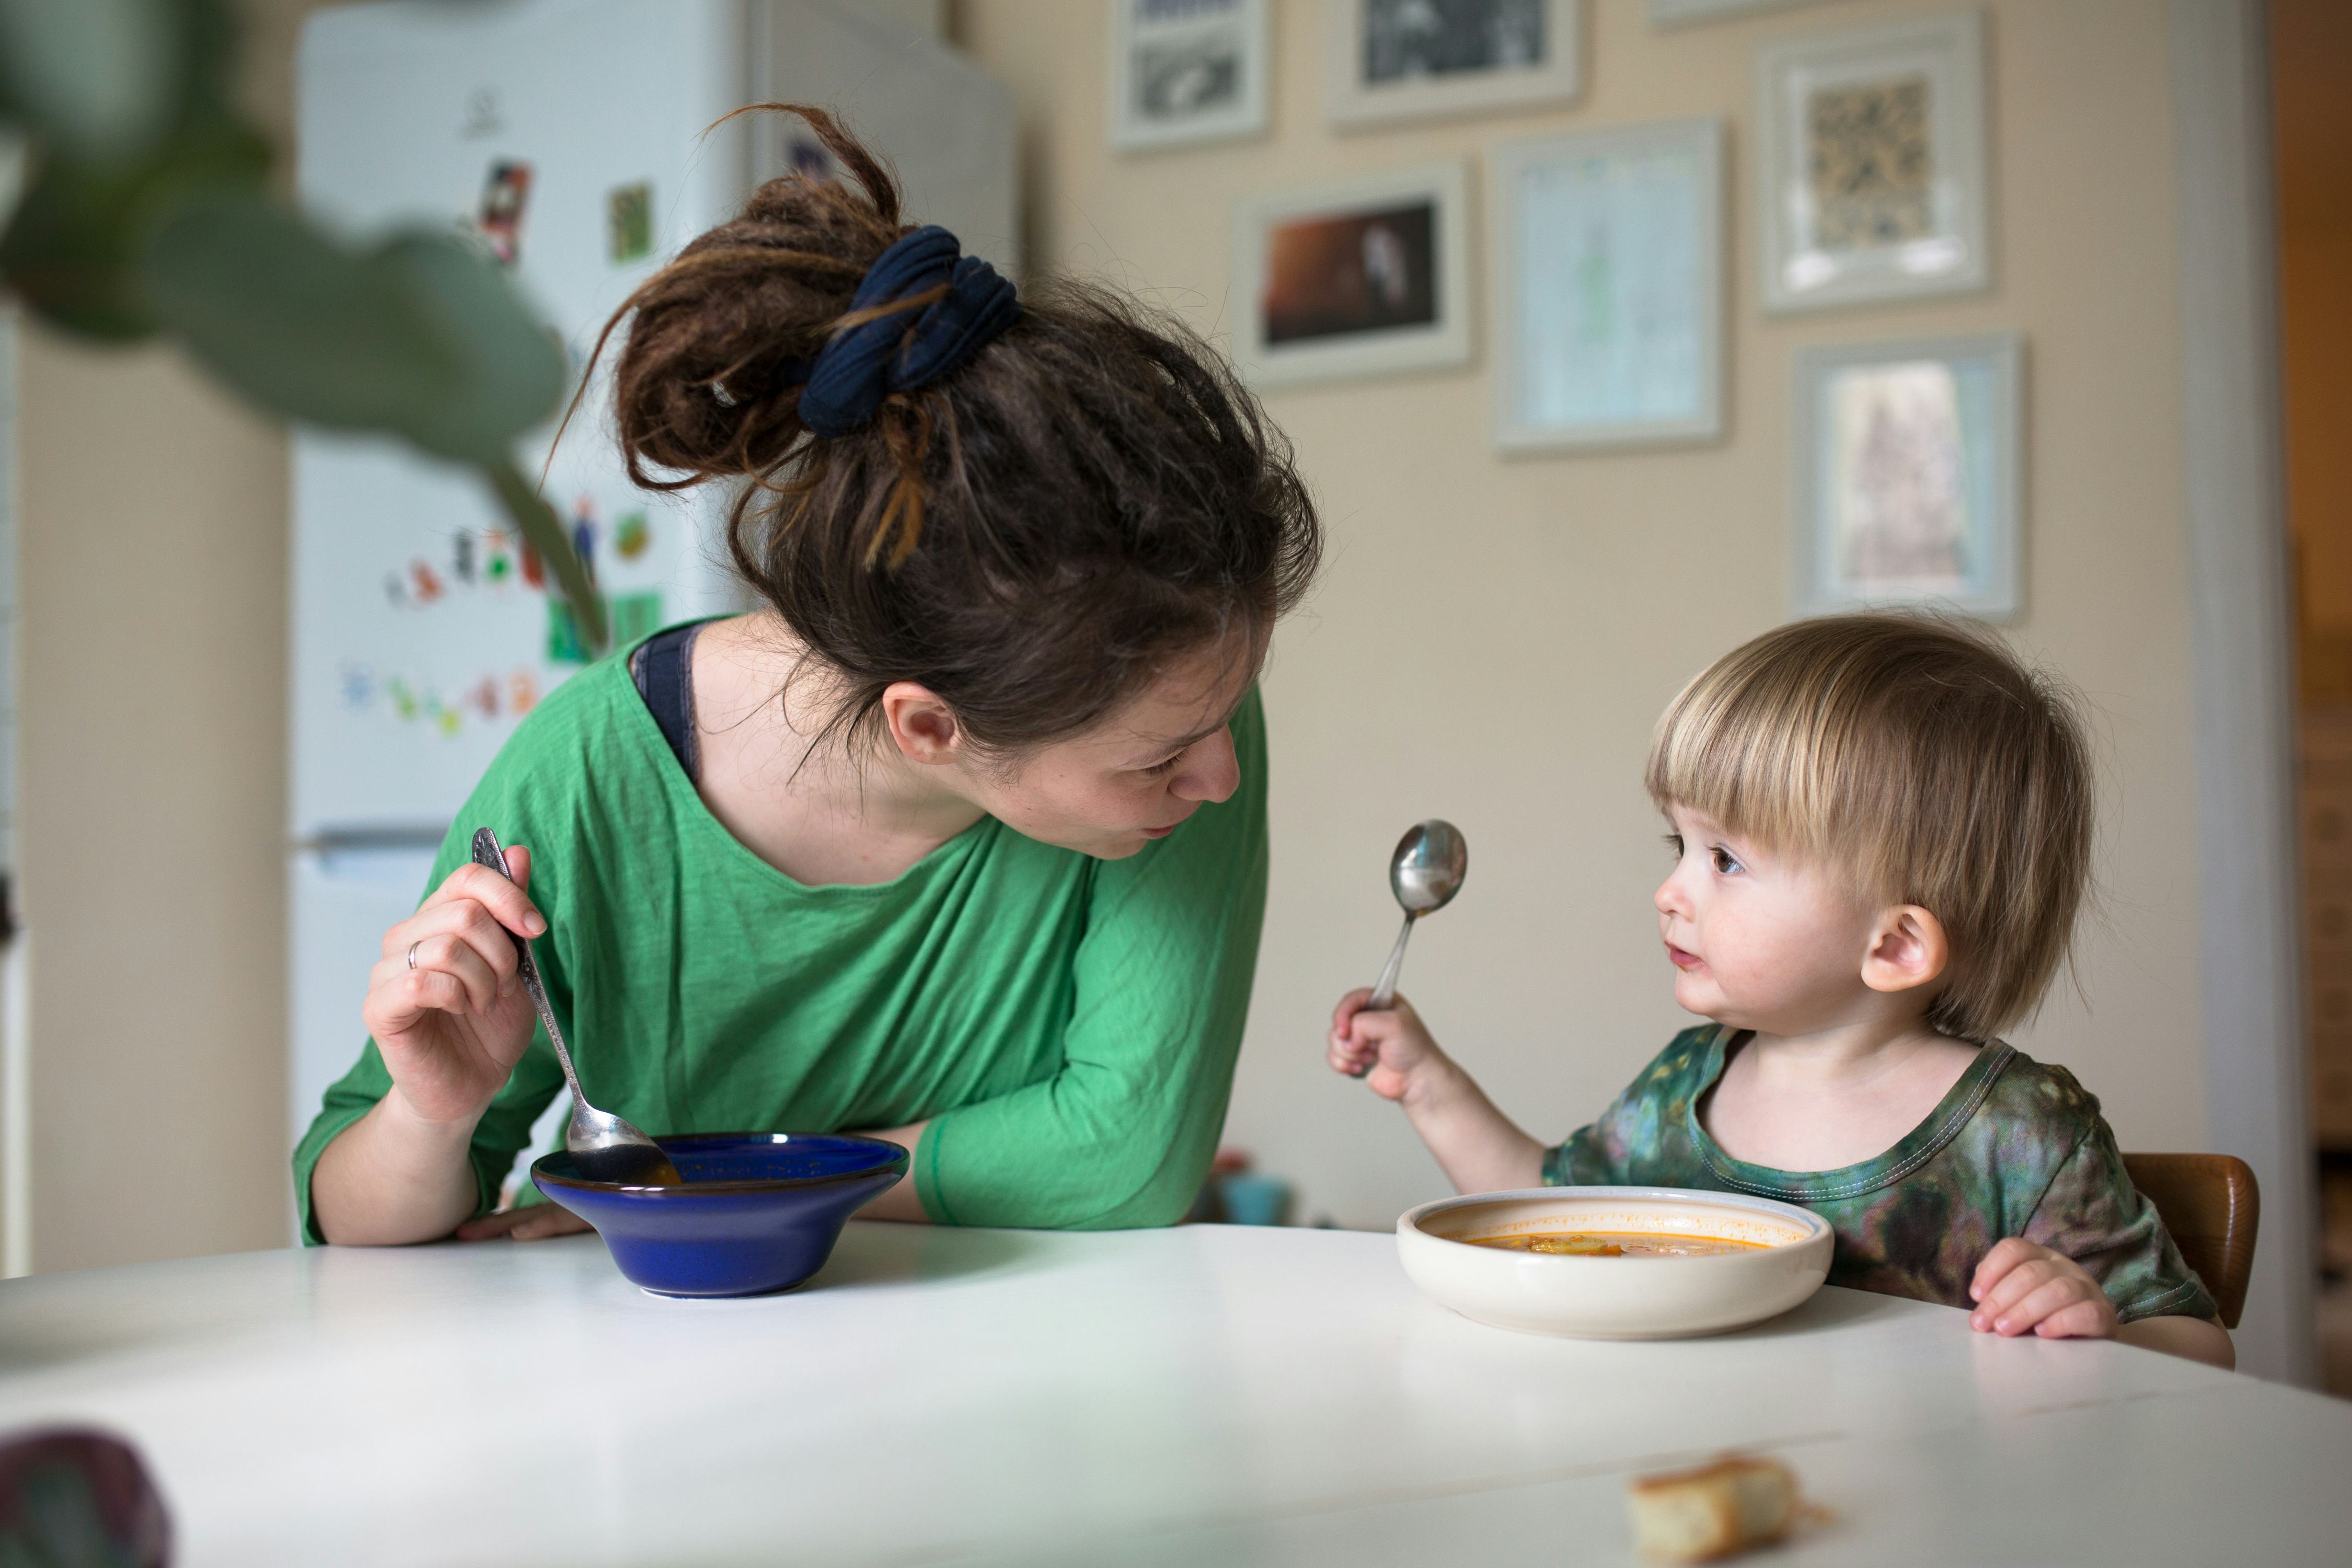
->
[1327,989,1444,1102]
[1968,1238,2119,1340]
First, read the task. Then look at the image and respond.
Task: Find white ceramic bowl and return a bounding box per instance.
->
[1397,1186,1834,1340]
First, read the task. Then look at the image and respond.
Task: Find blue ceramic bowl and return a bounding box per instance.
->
[531,1133,908,1297]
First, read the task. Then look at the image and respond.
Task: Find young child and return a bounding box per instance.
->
[1329,614,2233,1367]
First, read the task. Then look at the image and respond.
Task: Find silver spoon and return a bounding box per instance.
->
[471,827,683,1187]
[1353,820,1468,1076]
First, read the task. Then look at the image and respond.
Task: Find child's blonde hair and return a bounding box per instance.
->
[1644,613,2093,1043]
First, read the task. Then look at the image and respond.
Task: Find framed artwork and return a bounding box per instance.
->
[1491,118,1724,453]
[1110,0,1271,153]
[1647,0,1853,26]
[1231,163,1474,388]
[1325,0,1583,131]
[1791,333,2024,620]
[1755,8,1989,312]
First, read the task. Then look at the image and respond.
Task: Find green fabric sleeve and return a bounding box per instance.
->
[290,698,584,1244]
[914,691,1271,1229]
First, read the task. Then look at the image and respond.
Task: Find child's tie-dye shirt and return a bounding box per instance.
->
[1542,1024,2218,1323]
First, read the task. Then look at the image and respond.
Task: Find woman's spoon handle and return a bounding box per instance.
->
[469,828,589,1105]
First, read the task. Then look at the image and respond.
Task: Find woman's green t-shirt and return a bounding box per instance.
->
[292,645,1271,1241]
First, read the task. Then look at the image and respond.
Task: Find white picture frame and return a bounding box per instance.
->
[1110,0,1271,153]
[1491,117,1725,453]
[1756,8,1990,313]
[1325,0,1583,131]
[1647,0,1854,27]
[1791,332,2024,620]
[1231,163,1474,388]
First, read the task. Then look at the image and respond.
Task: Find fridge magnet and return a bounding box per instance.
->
[785,136,833,181]
[1646,0,1854,25]
[408,560,445,604]
[608,181,654,264]
[1326,0,1582,131]
[382,572,407,609]
[571,498,598,582]
[452,531,477,584]
[614,511,651,561]
[465,676,501,720]
[610,591,664,646]
[338,662,376,712]
[509,670,539,716]
[477,160,534,267]
[1110,0,1270,153]
[1790,332,2022,620]
[1756,8,1988,312]
[521,537,545,590]
[1231,162,1473,389]
[1491,117,1725,453]
[386,677,419,722]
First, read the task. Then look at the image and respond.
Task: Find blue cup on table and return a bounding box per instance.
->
[532,1132,908,1297]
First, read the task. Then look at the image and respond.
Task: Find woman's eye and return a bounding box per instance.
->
[1710,846,1743,875]
[1141,752,1183,778]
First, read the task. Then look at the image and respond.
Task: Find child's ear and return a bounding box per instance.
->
[1861,904,1950,995]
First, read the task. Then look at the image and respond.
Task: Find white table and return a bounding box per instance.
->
[0,1224,2346,1566]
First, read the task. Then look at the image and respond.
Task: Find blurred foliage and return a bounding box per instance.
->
[0,0,607,651]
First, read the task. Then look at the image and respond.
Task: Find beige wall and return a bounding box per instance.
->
[14,0,330,1271]
[960,0,2207,1229]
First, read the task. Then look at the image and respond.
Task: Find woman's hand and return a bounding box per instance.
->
[1328,989,1445,1102]
[361,848,547,1131]
[1968,1239,2118,1340]
[456,1204,592,1242]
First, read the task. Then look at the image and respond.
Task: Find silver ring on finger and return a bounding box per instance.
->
[407,940,421,971]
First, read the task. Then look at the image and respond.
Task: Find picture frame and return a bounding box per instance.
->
[1110,0,1271,153]
[1791,332,2024,621]
[1491,117,1725,453]
[1755,8,1990,313]
[1231,163,1474,389]
[1646,0,1853,28]
[1325,0,1583,131]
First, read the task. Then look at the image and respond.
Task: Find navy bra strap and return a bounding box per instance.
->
[629,621,704,781]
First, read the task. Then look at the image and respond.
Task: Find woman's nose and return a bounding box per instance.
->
[1175,728,1241,804]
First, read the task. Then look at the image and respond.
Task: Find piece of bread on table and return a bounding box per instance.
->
[1625,1454,1797,1563]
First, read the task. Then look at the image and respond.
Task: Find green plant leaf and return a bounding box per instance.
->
[0,0,238,158]
[144,194,566,463]
[0,118,267,339]
[487,460,608,655]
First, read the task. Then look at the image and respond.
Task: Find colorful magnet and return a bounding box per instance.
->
[453,532,477,584]
[521,538,545,590]
[546,599,590,665]
[614,511,651,561]
[477,160,534,267]
[509,670,539,714]
[339,661,376,711]
[608,181,653,264]
[609,590,663,645]
[384,572,408,609]
[410,561,444,603]
[571,498,598,582]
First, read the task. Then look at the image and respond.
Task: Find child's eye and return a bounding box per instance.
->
[1662,833,1685,858]
[1710,845,1744,875]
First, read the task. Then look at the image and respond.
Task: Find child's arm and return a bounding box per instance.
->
[1328,989,1547,1194]
[1967,1239,2235,1368]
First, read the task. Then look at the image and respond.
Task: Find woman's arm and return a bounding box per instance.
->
[306,852,547,1245]
[850,1120,931,1222]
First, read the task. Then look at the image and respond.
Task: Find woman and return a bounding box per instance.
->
[299,109,1321,1245]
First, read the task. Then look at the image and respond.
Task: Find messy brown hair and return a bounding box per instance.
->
[576,105,1320,757]
[1645,613,2095,1043]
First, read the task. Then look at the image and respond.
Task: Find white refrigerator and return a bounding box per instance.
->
[286,0,1018,1177]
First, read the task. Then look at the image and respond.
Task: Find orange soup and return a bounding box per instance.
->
[1468,1231,1764,1258]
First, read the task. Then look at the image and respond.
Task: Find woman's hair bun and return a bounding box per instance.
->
[581,105,1323,757]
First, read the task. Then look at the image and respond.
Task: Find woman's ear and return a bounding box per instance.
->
[1862,904,1950,995]
[880,681,963,766]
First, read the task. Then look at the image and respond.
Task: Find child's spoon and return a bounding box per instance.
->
[470,827,684,1187]
[1354,820,1468,1075]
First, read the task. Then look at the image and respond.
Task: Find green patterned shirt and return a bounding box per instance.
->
[1543,1024,2218,1323]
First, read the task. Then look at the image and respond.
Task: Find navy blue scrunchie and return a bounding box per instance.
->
[792,225,1020,437]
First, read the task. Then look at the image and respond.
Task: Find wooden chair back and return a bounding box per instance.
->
[2120,1152,2259,1329]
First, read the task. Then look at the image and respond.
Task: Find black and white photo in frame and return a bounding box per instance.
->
[1111,0,1271,152]
[1326,0,1583,130]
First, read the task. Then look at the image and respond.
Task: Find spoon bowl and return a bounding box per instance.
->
[1362,820,1469,1035]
